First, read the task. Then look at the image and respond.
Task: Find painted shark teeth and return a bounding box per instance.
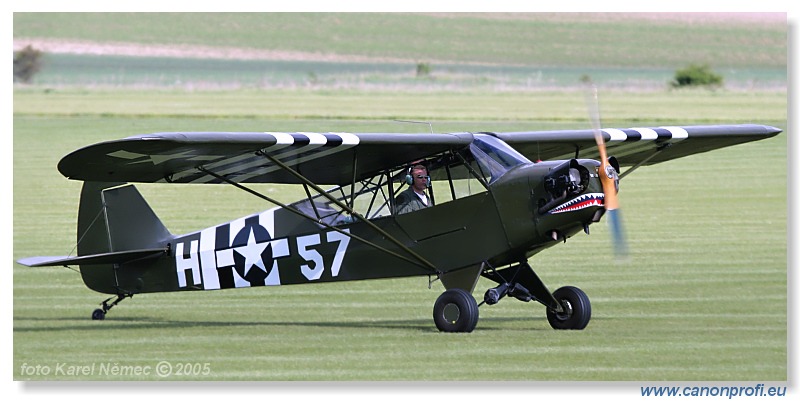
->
[547,192,605,214]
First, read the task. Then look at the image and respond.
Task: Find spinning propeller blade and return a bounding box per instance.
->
[585,83,628,259]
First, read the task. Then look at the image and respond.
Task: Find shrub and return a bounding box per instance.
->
[14,45,43,84]
[416,62,431,78]
[671,64,723,88]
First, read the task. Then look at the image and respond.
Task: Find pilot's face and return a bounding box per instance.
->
[411,168,428,190]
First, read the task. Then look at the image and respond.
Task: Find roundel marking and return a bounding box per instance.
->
[231,224,273,284]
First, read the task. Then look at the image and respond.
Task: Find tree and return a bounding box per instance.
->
[14,45,43,84]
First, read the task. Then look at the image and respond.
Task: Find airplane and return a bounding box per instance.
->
[17,118,780,332]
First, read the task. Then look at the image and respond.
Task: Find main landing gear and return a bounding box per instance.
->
[545,286,591,330]
[433,289,480,332]
[91,293,132,320]
[432,261,591,332]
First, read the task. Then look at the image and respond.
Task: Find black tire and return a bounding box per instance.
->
[433,289,479,332]
[546,286,591,330]
[91,309,106,321]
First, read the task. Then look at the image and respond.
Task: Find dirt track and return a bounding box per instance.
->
[12,38,416,63]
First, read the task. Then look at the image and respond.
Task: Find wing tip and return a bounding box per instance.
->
[764,125,783,136]
[736,123,782,139]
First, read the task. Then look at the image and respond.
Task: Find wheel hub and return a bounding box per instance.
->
[554,299,573,321]
[442,303,461,324]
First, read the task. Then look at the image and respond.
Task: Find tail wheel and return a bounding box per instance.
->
[546,286,591,330]
[91,309,106,320]
[433,289,479,333]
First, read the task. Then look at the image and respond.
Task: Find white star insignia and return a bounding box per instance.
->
[233,229,269,276]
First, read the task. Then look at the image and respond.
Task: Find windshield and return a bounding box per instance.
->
[470,134,531,183]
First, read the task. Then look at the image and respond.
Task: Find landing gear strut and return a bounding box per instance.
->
[481,261,592,330]
[92,293,132,320]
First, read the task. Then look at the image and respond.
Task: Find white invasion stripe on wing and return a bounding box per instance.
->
[231,132,358,183]
[603,128,628,141]
[166,132,295,183]
[661,126,689,141]
[265,131,296,148]
[225,132,327,182]
[330,132,360,146]
[631,127,659,141]
[187,132,302,183]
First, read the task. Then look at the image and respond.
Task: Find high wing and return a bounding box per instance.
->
[57,124,780,186]
[494,124,781,167]
[58,131,474,185]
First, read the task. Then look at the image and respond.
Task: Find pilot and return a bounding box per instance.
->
[396,164,432,214]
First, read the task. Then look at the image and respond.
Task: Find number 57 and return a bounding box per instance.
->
[297,229,351,281]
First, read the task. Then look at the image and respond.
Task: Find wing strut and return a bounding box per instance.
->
[619,143,672,179]
[254,152,439,272]
[198,167,438,273]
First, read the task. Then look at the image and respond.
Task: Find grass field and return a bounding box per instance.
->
[11,12,789,386]
[14,13,787,92]
[13,13,786,68]
[12,90,787,381]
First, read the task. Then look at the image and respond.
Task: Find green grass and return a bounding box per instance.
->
[12,88,788,123]
[14,13,787,68]
[12,89,787,381]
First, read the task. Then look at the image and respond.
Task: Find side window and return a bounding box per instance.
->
[351,177,392,220]
[289,173,395,226]
[427,156,488,205]
[289,150,494,224]
[470,134,531,184]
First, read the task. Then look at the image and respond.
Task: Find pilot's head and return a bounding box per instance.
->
[408,164,429,191]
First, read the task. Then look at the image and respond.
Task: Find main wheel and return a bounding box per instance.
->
[433,289,479,333]
[546,286,591,330]
[91,309,106,321]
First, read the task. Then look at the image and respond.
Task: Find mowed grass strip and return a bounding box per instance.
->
[13,93,786,380]
[12,88,788,123]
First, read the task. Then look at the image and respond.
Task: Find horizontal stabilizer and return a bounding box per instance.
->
[17,248,167,267]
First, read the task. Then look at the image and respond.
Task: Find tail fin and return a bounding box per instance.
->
[77,182,172,256]
[17,182,173,294]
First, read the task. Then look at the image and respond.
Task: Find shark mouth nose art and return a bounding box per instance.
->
[547,193,605,214]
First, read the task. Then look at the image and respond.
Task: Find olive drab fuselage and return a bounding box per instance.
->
[79,158,606,297]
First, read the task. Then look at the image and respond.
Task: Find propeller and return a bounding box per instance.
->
[584,82,628,259]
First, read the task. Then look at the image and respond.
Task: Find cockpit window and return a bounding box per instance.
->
[470,134,531,183]
[284,134,532,226]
